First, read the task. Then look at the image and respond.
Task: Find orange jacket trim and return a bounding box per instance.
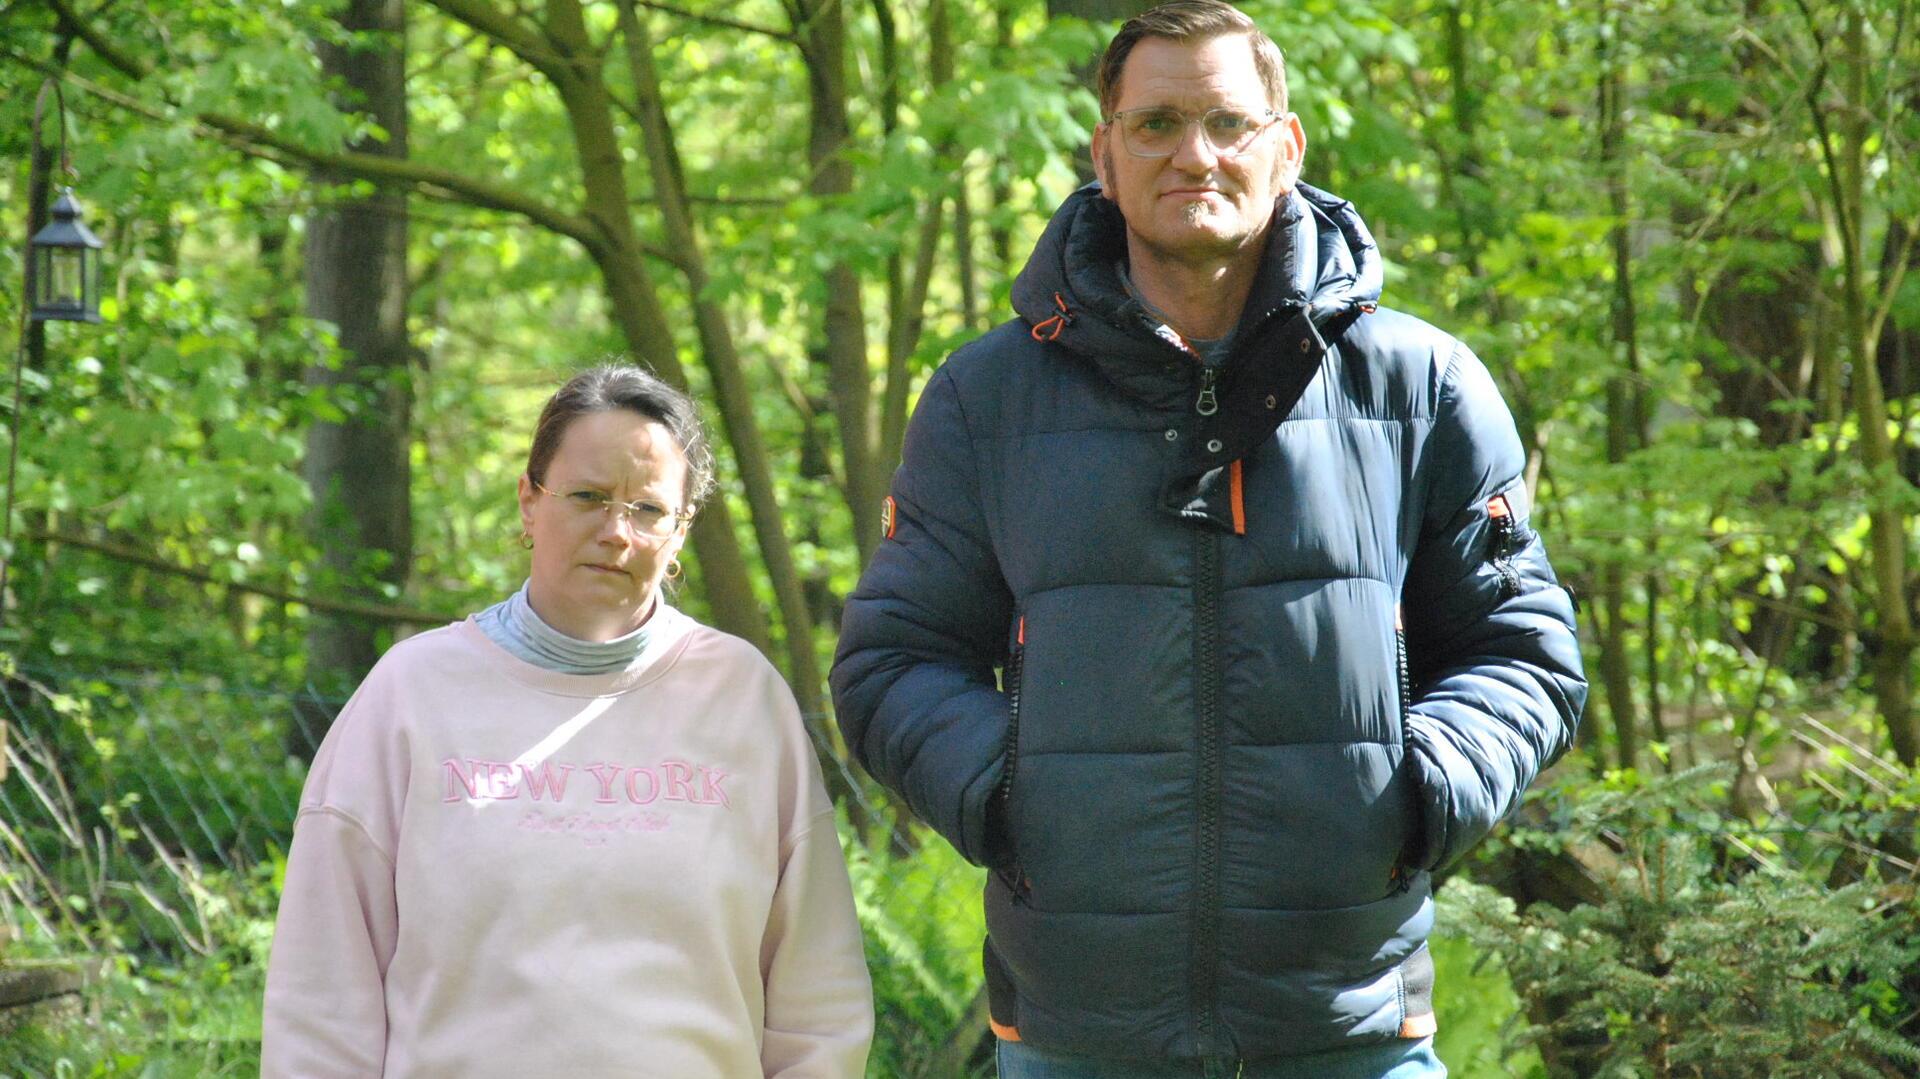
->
[1229,459,1247,535]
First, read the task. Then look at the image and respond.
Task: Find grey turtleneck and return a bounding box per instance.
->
[1116,259,1235,367]
[474,581,656,675]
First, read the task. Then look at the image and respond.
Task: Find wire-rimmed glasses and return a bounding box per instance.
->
[1105,106,1284,159]
[533,481,692,541]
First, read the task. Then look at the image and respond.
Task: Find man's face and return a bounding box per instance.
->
[1092,33,1306,268]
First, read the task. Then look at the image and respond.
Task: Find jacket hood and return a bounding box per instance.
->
[1011,181,1386,533]
[1010,180,1384,367]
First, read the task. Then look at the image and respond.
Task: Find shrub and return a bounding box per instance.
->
[1445,765,1920,1077]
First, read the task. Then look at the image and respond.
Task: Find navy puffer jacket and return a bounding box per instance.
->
[832,183,1586,1061]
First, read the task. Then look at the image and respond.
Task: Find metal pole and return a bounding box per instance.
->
[2,79,65,635]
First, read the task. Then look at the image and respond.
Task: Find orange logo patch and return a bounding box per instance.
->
[881,495,897,540]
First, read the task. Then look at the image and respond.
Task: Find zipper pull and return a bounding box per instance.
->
[1486,495,1523,598]
[1196,367,1219,416]
[1487,495,1519,556]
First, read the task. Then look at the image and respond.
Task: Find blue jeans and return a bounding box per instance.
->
[996,1036,1446,1079]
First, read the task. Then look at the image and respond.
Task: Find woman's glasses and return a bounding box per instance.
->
[533,481,691,540]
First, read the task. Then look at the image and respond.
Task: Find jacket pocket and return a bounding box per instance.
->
[1389,772,1421,894]
[992,614,1032,900]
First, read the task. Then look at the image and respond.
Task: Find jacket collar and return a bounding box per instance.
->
[1011,181,1383,396]
[1011,181,1385,532]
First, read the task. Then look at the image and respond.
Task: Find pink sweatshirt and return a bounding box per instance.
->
[261,608,873,1078]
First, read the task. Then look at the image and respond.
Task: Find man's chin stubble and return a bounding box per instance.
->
[1176,201,1212,226]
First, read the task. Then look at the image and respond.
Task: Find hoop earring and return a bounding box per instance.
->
[665,559,682,580]
[519,530,533,550]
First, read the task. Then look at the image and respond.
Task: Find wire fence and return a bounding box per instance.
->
[5,658,1906,946]
[6,655,1912,1074]
[0,660,990,1069]
[0,663,324,958]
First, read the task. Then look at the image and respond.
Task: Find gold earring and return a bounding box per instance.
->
[665,559,682,580]
[519,530,533,550]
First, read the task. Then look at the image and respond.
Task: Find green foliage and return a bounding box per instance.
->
[0,666,278,1077]
[1448,766,1920,1077]
[1429,928,1547,1078]
[0,662,300,964]
[5,0,1920,1072]
[842,811,989,1079]
[1,892,272,1078]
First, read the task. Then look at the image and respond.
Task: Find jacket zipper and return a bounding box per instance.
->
[1390,604,1415,894]
[1182,353,1226,1051]
[1394,604,1410,728]
[1190,528,1224,1051]
[995,615,1029,902]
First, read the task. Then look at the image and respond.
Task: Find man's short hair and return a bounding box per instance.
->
[1095,1,1289,117]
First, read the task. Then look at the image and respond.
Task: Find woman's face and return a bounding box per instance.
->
[517,409,691,642]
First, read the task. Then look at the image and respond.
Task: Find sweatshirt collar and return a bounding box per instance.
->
[476,580,659,676]
[459,598,695,698]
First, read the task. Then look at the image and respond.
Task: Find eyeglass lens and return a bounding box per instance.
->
[545,485,682,537]
[1118,108,1269,158]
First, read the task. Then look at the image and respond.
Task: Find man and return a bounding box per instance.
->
[832,3,1586,1075]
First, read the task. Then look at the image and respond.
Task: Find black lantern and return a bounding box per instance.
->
[30,188,103,324]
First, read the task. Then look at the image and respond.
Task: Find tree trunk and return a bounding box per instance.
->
[987,5,1016,280]
[1046,0,1154,183]
[954,163,981,333]
[869,0,905,368]
[21,101,53,381]
[878,0,956,478]
[1642,571,1668,770]
[3,73,59,635]
[615,1,825,722]
[932,0,980,337]
[1833,8,1916,764]
[299,0,413,753]
[532,0,773,655]
[1439,0,1486,267]
[1878,220,1918,487]
[794,0,883,565]
[1596,0,1639,770]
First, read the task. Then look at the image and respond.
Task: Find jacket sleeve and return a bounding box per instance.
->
[1401,344,1588,873]
[760,811,876,1079]
[830,366,1016,868]
[260,807,398,1078]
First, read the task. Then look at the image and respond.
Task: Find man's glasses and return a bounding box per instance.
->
[1106,107,1283,159]
[533,481,692,540]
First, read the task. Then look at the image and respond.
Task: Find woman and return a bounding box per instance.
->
[262,366,873,1078]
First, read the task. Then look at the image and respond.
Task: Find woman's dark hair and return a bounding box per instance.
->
[525,364,717,512]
